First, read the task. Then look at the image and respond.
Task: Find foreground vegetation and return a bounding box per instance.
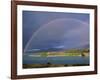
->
[23,63,89,68]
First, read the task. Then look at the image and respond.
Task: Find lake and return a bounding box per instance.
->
[23,55,89,65]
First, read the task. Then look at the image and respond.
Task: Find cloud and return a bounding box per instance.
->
[24,18,89,52]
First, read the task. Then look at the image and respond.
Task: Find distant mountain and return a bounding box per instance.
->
[25,47,65,53]
[74,44,89,50]
[24,44,89,54]
[80,44,89,48]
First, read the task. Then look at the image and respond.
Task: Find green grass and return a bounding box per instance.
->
[40,52,48,57]
[38,48,89,57]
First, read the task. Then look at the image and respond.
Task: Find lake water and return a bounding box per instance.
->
[23,55,89,65]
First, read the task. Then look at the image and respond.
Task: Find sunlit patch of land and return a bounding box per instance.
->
[35,48,89,57]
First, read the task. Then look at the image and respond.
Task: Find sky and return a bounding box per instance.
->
[23,11,90,53]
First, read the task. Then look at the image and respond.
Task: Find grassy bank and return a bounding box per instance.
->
[39,48,89,57]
